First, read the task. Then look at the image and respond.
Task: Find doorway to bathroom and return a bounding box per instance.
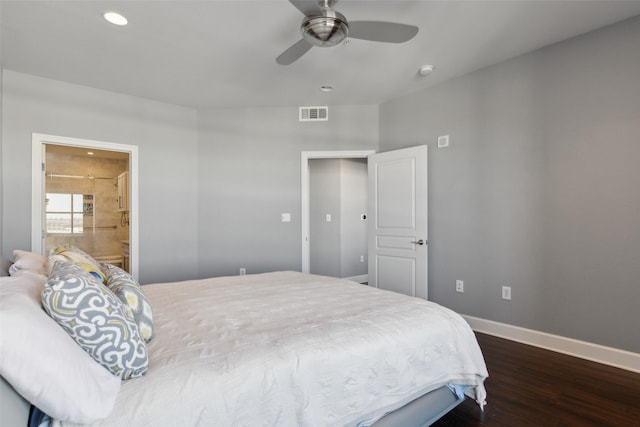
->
[31,133,139,277]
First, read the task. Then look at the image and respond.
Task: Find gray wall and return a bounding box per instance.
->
[308,158,368,279]
[1,71,199,284]
[310,159,342,278]
[196,106,378,278]
[379,16,640,353]
[339,159,367,278]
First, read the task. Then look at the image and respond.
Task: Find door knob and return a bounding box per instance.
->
[411,239,426,245]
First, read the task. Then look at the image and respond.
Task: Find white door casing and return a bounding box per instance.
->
[368,145,428,299]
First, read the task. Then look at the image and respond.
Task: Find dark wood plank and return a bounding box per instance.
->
[432,333,640,427]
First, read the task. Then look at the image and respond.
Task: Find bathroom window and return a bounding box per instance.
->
[46,193,84,234]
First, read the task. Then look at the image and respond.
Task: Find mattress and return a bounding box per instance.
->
[53,271,487,427]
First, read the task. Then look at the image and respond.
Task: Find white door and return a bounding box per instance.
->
[368,145,428,299]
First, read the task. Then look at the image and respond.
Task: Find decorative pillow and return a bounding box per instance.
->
[8,249,47,276]
[50,244,101,264]
[102,263,154,342]
[0,270,121,423]
[49,246,106,283]
[42,261,149,380]
[59,244,100,266]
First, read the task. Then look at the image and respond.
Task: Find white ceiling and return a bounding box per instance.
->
[2,1,640,109]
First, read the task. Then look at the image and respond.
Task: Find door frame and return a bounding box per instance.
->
[300,150,375,273]
[31,133,140,278]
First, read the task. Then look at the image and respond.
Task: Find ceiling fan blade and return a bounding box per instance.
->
[288,0,323,17]
[276,39,314,65]
[348,21,419,43]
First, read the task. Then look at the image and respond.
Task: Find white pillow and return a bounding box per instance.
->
[0,271,121,423]
[8,250,47,276]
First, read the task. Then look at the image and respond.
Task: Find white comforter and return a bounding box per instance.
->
[56,271,487,427]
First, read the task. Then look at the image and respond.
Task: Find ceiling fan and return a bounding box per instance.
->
[276,0,419,65]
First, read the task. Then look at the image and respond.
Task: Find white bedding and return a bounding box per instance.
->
[54,271,487,427]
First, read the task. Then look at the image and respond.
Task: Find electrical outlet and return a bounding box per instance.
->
[360,255,365,263]
[239,268,246,275]
[502,286,511,300]
[455,280,464,293]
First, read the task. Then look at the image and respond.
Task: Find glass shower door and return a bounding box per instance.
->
[45,175,97,256]
[44,175,124,266]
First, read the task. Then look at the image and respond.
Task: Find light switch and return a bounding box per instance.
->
[281,213,291,222]
[437,135,450,148]
[326,214,332,222]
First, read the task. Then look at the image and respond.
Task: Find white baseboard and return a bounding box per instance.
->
[463,315,640,373]
[344,274,368,284]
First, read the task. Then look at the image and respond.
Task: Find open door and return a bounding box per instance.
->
[368,145,428,299]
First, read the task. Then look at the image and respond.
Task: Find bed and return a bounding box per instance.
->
[0,250,487,427]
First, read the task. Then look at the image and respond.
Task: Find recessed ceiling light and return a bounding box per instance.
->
[103,11,128,26]
[320,85,333,92]
[419,65,434,76]
[87,151,95,156]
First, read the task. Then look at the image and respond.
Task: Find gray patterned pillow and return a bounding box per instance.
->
[102,263,154,342]
[42,261,148,380]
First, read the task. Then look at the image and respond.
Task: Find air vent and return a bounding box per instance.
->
[299,106,329,122]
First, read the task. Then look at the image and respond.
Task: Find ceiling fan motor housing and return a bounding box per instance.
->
[301,10,349,47]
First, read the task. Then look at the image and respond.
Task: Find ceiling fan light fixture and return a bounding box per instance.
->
[277,0,419,65]
[301,13,349,47]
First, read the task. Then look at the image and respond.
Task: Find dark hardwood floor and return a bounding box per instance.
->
[433,333,640,427]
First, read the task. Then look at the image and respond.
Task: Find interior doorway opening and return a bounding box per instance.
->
[309,158,368,281]
[44,145,130,270]
[31,133,139,278]
[301,150,374,282]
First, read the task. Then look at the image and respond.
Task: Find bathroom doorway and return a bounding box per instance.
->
[31,133,139,277]
[44,145,130,270]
